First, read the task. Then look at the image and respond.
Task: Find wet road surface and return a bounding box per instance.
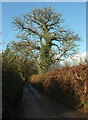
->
[16,82,87,118]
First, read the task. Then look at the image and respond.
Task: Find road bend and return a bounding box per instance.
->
[16,81,87,118]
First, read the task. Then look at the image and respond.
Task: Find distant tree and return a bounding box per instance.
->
[12,6,80,72]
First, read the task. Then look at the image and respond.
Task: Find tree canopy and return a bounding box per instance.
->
[2,43,38,80]
[12,6,80,72]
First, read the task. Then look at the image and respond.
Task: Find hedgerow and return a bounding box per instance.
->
[2,50,24,118]
[30,64,88,113]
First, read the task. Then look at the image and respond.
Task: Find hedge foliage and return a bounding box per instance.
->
[2,49,24,118]
[30,64,88,113]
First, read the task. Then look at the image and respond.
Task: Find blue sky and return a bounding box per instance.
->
[2,2,86,54]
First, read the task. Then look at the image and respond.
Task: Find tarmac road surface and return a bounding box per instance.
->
[16,81,87,118]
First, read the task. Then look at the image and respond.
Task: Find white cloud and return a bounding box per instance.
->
[81,50,88,61]
[61,51,88,67]
[49,51,88,70]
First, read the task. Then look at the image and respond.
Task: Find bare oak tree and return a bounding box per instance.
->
[12,6,80,72]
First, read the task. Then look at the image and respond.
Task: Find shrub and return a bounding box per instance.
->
[2,50,24,118]
[30,64,88,113]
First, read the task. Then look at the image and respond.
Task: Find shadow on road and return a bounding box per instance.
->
[16,81,87,118]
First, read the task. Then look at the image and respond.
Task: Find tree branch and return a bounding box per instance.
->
[52,43,63,51]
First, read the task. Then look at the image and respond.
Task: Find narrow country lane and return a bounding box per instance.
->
[16,81,87,118]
